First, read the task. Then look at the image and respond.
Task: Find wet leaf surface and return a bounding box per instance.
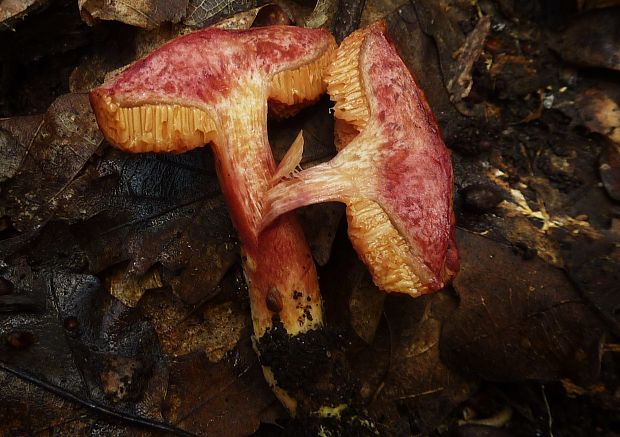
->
[163,340,281,436]
[79,0,189,29]
[3,93,103,231]
[600,144,620,201]
[184,0,267,28]
[441,230,605,384]
[369,292,477,435]
[0,0,46,28]
[549,7,620,71]
[563,234,620,337]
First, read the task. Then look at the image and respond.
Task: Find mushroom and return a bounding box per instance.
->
[262,22,459,296]
[89,25,336,412]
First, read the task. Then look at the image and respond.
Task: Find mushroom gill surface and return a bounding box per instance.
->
[263,22,459,296]
[91,42,334,154]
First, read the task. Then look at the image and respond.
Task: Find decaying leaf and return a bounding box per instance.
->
[138,287,248,360]
[549,7,620,71]
[369,293,477,434]
[555,82,620,144]
[2,93,103,231]
[600,143,620,201]
[0,128,27,182]
[304,0,338,29]
[184,0,265,27]
[0,261,169,423]
[348,264,385,344]
[384,3,462,139]
[105,264,163,307]
[563,234,620,337]
[0,0,46,29]
[79,0,190,29]
[446,15,491,102]
[163,339,280,436]
[441,230,605,384]
[66,147,238,305]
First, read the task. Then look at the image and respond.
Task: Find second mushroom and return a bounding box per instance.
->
[263,23,459,297]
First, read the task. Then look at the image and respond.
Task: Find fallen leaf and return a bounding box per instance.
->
[600,143,620,201]
[0,0,46,29]
[367,292,477,434]
[555,83,620,144]
[105,264,163,307]
[441,230,605,385]
[447,15,491,102]
[385,3,463,139]
[79,0,189,28]
[563,235,620,337]
[183,0,266,28]
[549,7,620,71]
[348,264,385,344]
[162,339,280,436]
[2,93,103,232]
[138,287,248,360]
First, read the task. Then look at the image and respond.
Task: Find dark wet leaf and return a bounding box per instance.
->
[79,0,190,29]
[549,7,620,71]
[63,146,238,305]
[332,0,365,42]
[2,93,103,231]
[0,0,96,117]
[348,264,385,344]
[0,128,27,182]
[184,0,266,27]
[368,293,477,435]
[385,3,463,139]
[441,230,605,384]
[563,234,620,337]
[0,0,47,29]
[137,274,248,360]
[446,15,491,103]
[269,96,335,166]
[0,258,168,425]
[600,144,620,201]
[162,340,280,436]
[69,29,140,94]
[0,368,156,436]
[0,114,43,148]
[296,203,344,266]
[405,0,464,85]
[554,81,620,144]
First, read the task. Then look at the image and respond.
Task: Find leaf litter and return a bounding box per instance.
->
[1,0,620,435]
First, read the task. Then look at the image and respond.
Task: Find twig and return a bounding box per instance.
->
[0,361,197,437]
[542,384,555,437]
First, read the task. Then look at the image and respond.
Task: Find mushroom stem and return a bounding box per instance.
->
[212,83,323,339]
